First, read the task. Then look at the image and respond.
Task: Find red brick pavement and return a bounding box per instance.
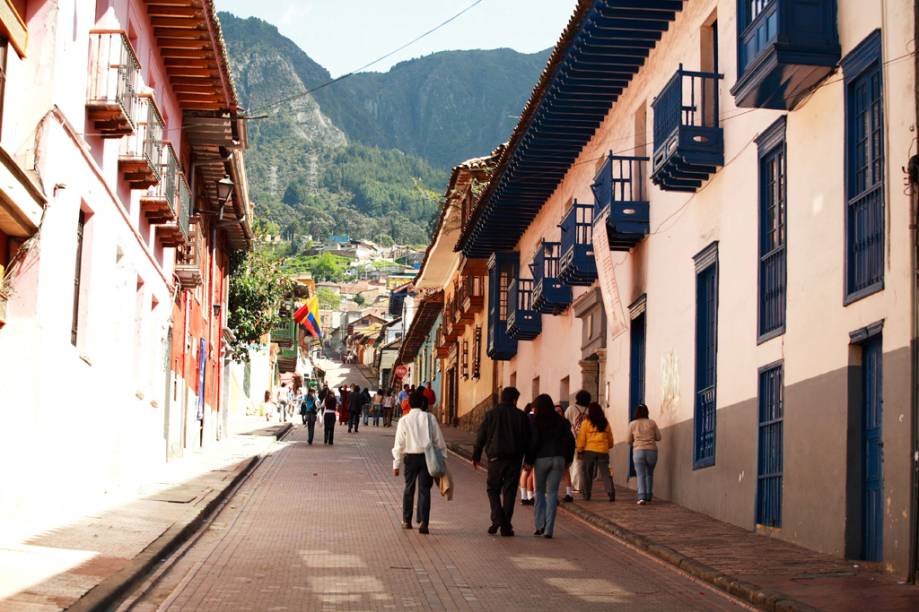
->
[129,424,747,611]
[441,428,919,612]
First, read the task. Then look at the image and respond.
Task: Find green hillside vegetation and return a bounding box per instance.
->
[218,12,548,245]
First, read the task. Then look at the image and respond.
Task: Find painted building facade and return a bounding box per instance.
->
[459,0,919,577]
[0,0,252,522]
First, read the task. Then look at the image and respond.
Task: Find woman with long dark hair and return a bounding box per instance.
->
[628,403,661,505]
[575,402,615,502]
[524,394,575,538]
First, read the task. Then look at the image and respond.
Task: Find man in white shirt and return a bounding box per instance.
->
[563,390,592,500]
[392,390,446,535]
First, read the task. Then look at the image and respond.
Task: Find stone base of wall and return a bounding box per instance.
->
[456,394,496,434]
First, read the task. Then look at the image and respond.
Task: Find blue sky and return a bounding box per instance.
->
[215,0,578,77]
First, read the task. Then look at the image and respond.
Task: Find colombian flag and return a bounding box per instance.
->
[293,297,322,339]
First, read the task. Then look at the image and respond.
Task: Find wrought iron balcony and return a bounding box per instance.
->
[86,31,139,138]
[506,278,541,341]
[593,154,650,251]
[435,326,451,358]
[175,219,202,289]
[651,66,724,192]
[558,200,597,286]
[156,170,190,249]
[531,241,571,315]
[487,252,518,360]
[141,143,179,224]
[459,274,485,315]
[120,95,165,189]
[730,0,840,110]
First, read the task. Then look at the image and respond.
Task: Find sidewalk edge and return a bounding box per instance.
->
[446,441,820,612]
[64,427,290,612]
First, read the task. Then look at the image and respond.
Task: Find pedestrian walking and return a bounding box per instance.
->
[372,388,384,427]
[338,386,350,425]
[525,394,575,538]
[554,404,575,502]
[382,389,395,427]
[564,390,591,495]
[472,386,531,537]
[397,384,410,405]
[361,386,372,427]
[348,384,363,433]
[392,389,447,535]
[262,390,274,422]
[301,388,319,445]
[519,403,535,506]
[629,403,662,505]
[423,382,436,412]
[276,383,289,422]
[576,402,615,502]
[322,389,338,445]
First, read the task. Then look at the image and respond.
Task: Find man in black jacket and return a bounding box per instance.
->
[472,386,531,537]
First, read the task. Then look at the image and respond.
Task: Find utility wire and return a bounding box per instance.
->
[248,0,487,115]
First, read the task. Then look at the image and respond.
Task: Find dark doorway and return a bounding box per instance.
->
[861,335,884,561]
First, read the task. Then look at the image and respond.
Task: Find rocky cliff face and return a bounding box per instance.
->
[217,12,550,245]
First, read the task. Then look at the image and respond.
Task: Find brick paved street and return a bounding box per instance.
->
[128,423,746,611]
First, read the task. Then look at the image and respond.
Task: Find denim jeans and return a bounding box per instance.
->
[633,449,658,501]
[534,456,565,536]
[580,451,613,500]
[402,453,433,525]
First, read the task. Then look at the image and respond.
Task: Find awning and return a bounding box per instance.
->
[396,291,444,363]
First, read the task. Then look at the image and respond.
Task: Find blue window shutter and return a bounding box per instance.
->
[843,30,884,303]
[756,116,787,341]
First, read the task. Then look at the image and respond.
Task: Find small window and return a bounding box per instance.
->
[71,211,88,346]
[844,31,884,302]
[757,117,787,340]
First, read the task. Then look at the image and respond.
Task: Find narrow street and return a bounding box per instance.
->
[127,389,745,610]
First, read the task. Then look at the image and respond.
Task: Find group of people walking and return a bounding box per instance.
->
[391,384,662,539]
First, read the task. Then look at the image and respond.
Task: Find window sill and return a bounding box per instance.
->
[844,281,884,307]
[757,326,785,346]
[693,456,715,470]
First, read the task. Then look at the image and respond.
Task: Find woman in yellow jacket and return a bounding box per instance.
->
[575,402,615,502]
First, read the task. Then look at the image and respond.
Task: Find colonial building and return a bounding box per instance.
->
[408,150,502,429]
[458,0,918,577]
[0,0,252,520]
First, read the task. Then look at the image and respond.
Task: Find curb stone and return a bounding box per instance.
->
[68,423,291,611]
[445,441,820,612]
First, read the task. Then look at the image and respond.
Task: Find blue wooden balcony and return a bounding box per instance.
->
[592,154,650,251]
[531,241,572,315]
[730,0,840,110]
[506,278,541,341]
[558,200,597,286]
[651,66,724,193]
[487,252,518,360]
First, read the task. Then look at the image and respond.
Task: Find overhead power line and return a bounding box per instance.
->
[248,0,487,115]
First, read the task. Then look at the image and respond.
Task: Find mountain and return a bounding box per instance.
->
[218,12,550,245]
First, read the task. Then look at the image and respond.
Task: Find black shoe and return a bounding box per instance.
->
[521,499,534,506]
[534,528,544,536]
[543,534,553,539]
[563,495,574,503]
[608,493,615,502]
[418,524,429,535]
[500,528,515,537]
[401,521,413,529]
[487,524,499,535]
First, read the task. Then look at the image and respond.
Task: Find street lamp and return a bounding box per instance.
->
[216,175,234,203]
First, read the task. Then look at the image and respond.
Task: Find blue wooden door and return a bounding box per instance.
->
[862,335,883,561]
[628,312,646,478]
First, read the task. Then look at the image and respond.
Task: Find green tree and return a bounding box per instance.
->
[317,286,341,310]
[353,293,366,306]
[227,237,294,363]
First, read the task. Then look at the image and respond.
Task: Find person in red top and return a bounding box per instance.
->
[422,382,436,410]
[338,386,350,425]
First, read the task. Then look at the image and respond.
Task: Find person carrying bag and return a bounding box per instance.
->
[392,389,447,535]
